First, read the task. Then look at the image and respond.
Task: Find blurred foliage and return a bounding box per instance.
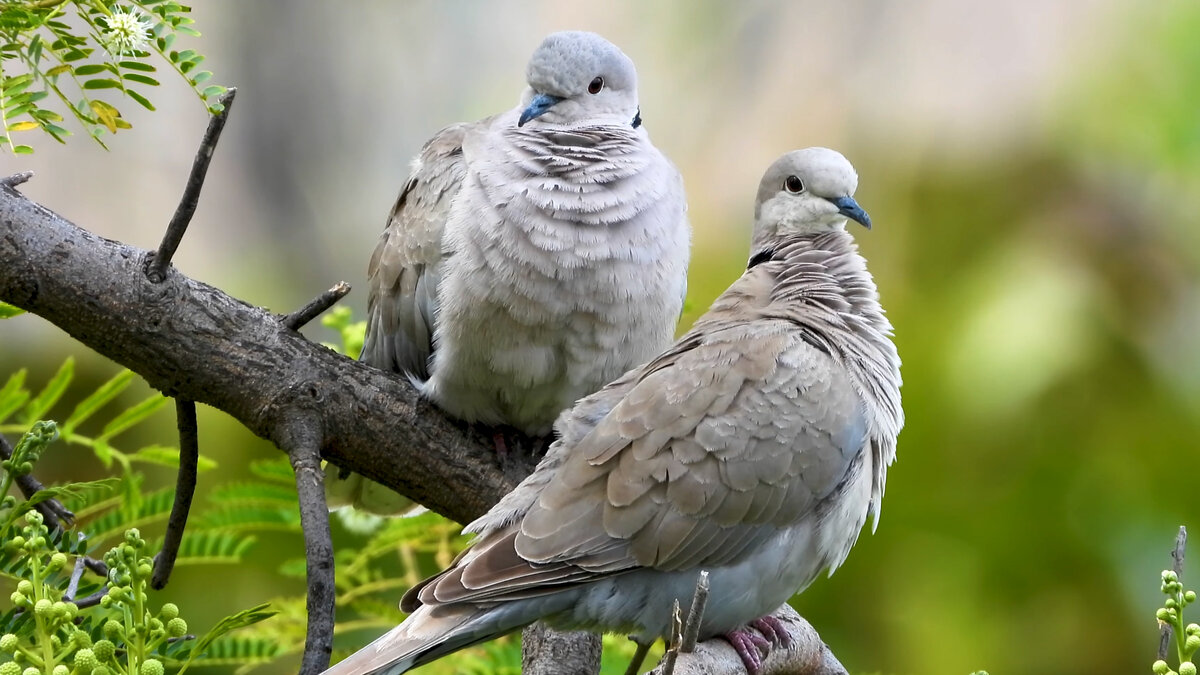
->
[0,0,224,153]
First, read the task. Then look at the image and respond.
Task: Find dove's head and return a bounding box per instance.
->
[518,31,640,128]
[752,148,871,247]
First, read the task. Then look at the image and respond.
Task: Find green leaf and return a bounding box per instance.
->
[20,357,73,424]
[61,369,134,435]
[200,85,225,99]
[81,79,122,90]
[98,393,168,441]
[129,444,217,472]
[126,89,155,111]
[73,64,108,76]
[176,604,279,675]
[5,121,37,132]
[1,74,33,96]
[0,302,24,318]
[0,370,30,425]
[12,145,32,154]
[123,73,159,87]
[162,531,256,565]
[119,60,156,72]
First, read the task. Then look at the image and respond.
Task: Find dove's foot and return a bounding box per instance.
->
[750,615,792,648]
[491,430,509,460]
[721,627,771,674]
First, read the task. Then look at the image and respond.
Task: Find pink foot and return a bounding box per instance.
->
[722,627,771,674]
[750,615,792,648]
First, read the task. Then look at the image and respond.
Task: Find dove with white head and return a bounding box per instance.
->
[330,31,690,513]
[321,148,901,675]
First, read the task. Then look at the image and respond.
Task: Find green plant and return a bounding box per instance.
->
[1153,569,1199,675]
[0,0,224,153]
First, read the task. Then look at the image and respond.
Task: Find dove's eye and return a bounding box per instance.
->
[588,77,604,95]
[784,175,804,193]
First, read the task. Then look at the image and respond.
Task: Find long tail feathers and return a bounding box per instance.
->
[320,606,495,675]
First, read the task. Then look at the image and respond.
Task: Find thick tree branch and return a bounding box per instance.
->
[521,624,601,675]
[0,182,525,525]
[646,605,848,675]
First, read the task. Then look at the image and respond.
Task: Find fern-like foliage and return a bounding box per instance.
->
[0,0,224,153]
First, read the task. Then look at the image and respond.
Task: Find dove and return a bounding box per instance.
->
[322,147,902,675]
[329,31,691,514]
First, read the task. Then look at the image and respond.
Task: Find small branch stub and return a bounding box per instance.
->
[282,281,352,331]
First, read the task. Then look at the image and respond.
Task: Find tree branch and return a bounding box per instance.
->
[521,624,601,675]
[282,412,335,675]
[0,182,523,525]
[646,605,848,675]
[150,398,199,589]
[0,432,74,531]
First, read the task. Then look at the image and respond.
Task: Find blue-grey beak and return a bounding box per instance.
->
[518,93,564,127]
[829,196,871,229]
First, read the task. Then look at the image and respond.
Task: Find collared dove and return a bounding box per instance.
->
[321,147,902,675]
[329,31,691,514]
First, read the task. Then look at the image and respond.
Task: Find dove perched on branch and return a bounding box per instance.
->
[322,147,902,675]
[328,31,691,514]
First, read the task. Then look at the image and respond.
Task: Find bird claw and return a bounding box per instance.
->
[750,615,792,648]
[722,627,771,674]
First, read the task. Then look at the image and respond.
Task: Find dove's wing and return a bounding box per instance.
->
[360,122,472,378]
[408,299,869,607]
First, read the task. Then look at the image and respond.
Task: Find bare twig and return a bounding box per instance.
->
[282,413,334,675]
[0,171,33,188]
[144,88,237,283]
[659,600,684,675]
[281,281,351,331]
[64,547,87,601]
[1159,526,1189,661]
[680,571,709,653]
[73,587,107,610]
[151,399,199,589]
[82,555,108,577]
[0,433,75,531]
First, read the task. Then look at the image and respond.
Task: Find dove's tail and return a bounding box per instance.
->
[319,605,518,675]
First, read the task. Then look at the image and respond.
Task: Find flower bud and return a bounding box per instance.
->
[140,659,164,675]
[0,634,19,652]
[73,650,98,672]
[160,603,179,619]
[167,618,188,638]
[73,629,92,649]
[93,639,116,661]
[22,667,38,675]
[1187,591,1198,604]
[1180,662,1197,675]
[49,553,67,570]
[1187,635,1200,654]
[33,599,52,618]
[15,581,32,596]
[0,662,19,675]
[52,665,68,675]
[103,620,123,640]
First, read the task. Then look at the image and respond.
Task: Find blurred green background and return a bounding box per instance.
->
[3,1,1200,673]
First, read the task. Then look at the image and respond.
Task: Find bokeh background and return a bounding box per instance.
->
[3,1,1200,673]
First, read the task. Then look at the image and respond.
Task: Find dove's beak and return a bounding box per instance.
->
[518,93,564,127]
[829,196,872,229]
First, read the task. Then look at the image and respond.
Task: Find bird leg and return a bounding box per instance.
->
[721,627,771,674]
[492,429,510,461]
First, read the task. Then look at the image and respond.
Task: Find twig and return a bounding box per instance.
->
[151,399,199,589]
[82,555,108,577]
[281,281,351,331]
[1159,526,1189,661]
[282,414,334,675]
[0,171,33,188]
[0,433,75,531]
[144,88,237,283]
[64,548,87,601]
[680,571,709,652]
[520,623,601,675]
[73,587,107,610]
[659,599,683,675]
